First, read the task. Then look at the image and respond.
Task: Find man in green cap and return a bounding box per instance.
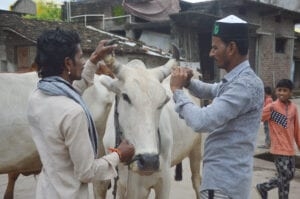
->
[170,15,264,199]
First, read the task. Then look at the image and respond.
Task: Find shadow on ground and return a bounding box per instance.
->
[254,152,300,169]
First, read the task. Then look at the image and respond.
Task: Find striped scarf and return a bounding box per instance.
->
[38,76,98,157]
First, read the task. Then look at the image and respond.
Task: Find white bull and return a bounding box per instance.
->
[0,72,114,199]
[0,72,42,199]
[101,58,202,199]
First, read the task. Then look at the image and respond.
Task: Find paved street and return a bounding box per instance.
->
[1,98,300,199]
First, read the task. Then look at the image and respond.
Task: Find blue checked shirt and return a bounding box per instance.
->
[173,60,264,199]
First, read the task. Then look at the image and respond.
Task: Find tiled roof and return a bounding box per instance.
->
[0,13,108,51]
[0,13,170,57]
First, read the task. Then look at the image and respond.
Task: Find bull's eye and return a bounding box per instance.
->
[122,93,131,104]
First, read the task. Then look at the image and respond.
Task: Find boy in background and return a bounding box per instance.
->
[258,86,273,149]
[256,79,300,199]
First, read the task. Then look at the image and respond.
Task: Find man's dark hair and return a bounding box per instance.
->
[276,79,294,90]
[221,38,249,56]
[35,28,81,78]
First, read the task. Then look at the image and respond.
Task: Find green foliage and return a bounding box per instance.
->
[112,5,125,17]
[112,5,126,25]
[23,0,62,21]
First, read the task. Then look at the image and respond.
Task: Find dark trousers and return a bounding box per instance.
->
[259,155,295,199]
[200,190,230,199]
[263,121,270,146]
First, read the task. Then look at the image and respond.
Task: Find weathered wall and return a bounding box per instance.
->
[0,10,169,73]
[256,0,300,12]
[256,15,294,88]
[173,4,296,88]
[12,0,36,15]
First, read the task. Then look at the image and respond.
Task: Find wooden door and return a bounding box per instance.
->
[17,47,30,69]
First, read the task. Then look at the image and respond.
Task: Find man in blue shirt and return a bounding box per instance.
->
[170,15,264,199]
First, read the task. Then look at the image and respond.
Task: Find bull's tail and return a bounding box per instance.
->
[174,162,182,181]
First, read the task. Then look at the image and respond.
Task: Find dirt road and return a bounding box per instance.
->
[1,155,299,199]
[1,99,300,198]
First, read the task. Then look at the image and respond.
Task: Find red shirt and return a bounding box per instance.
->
[262,99,300,156]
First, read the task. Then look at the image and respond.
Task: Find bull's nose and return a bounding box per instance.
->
[136,154,159,171]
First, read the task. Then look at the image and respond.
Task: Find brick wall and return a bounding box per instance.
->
[218,8,295,88]
[258,15,294,88]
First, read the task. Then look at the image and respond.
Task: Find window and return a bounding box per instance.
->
[275,37,286,53]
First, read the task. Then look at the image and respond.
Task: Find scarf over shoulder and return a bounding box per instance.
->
[38,76,98,156]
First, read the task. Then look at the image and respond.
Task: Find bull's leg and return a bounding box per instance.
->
[4,169,41,199]
[116,179,128,199]
[124,171,152,199]
[153,167,171,199]
[93,180,110,199]
[174,162,182,181]
[4,172,20,199]
[125,183,150,199]
[188,138,202,199]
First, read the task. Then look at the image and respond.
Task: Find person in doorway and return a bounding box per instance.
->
[258,86,273,149]
[170,15,264,199]
[27,28,135,198]
[256,79,300,199]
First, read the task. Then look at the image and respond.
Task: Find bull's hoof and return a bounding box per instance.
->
[174,162,182,181]
[175,174,182,181]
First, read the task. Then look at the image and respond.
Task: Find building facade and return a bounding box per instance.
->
[0,11,169,72]
[170,0,300,90]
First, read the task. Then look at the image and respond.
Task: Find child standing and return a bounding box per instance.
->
[256,79,300,199]
[258,86,273,149]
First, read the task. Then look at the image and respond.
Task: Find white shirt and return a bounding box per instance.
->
[27,60,119,199]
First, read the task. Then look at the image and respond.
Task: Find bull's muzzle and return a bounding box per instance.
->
[135,153,159,173]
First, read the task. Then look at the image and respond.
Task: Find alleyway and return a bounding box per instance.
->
[1,99,300,199]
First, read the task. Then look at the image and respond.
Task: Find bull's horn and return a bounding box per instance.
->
[103,54,124,76]
[171,43,180,61]
[150,58,177,82]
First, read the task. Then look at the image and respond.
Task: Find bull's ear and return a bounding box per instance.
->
[99,75,121,94]
[150,59,177,82]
